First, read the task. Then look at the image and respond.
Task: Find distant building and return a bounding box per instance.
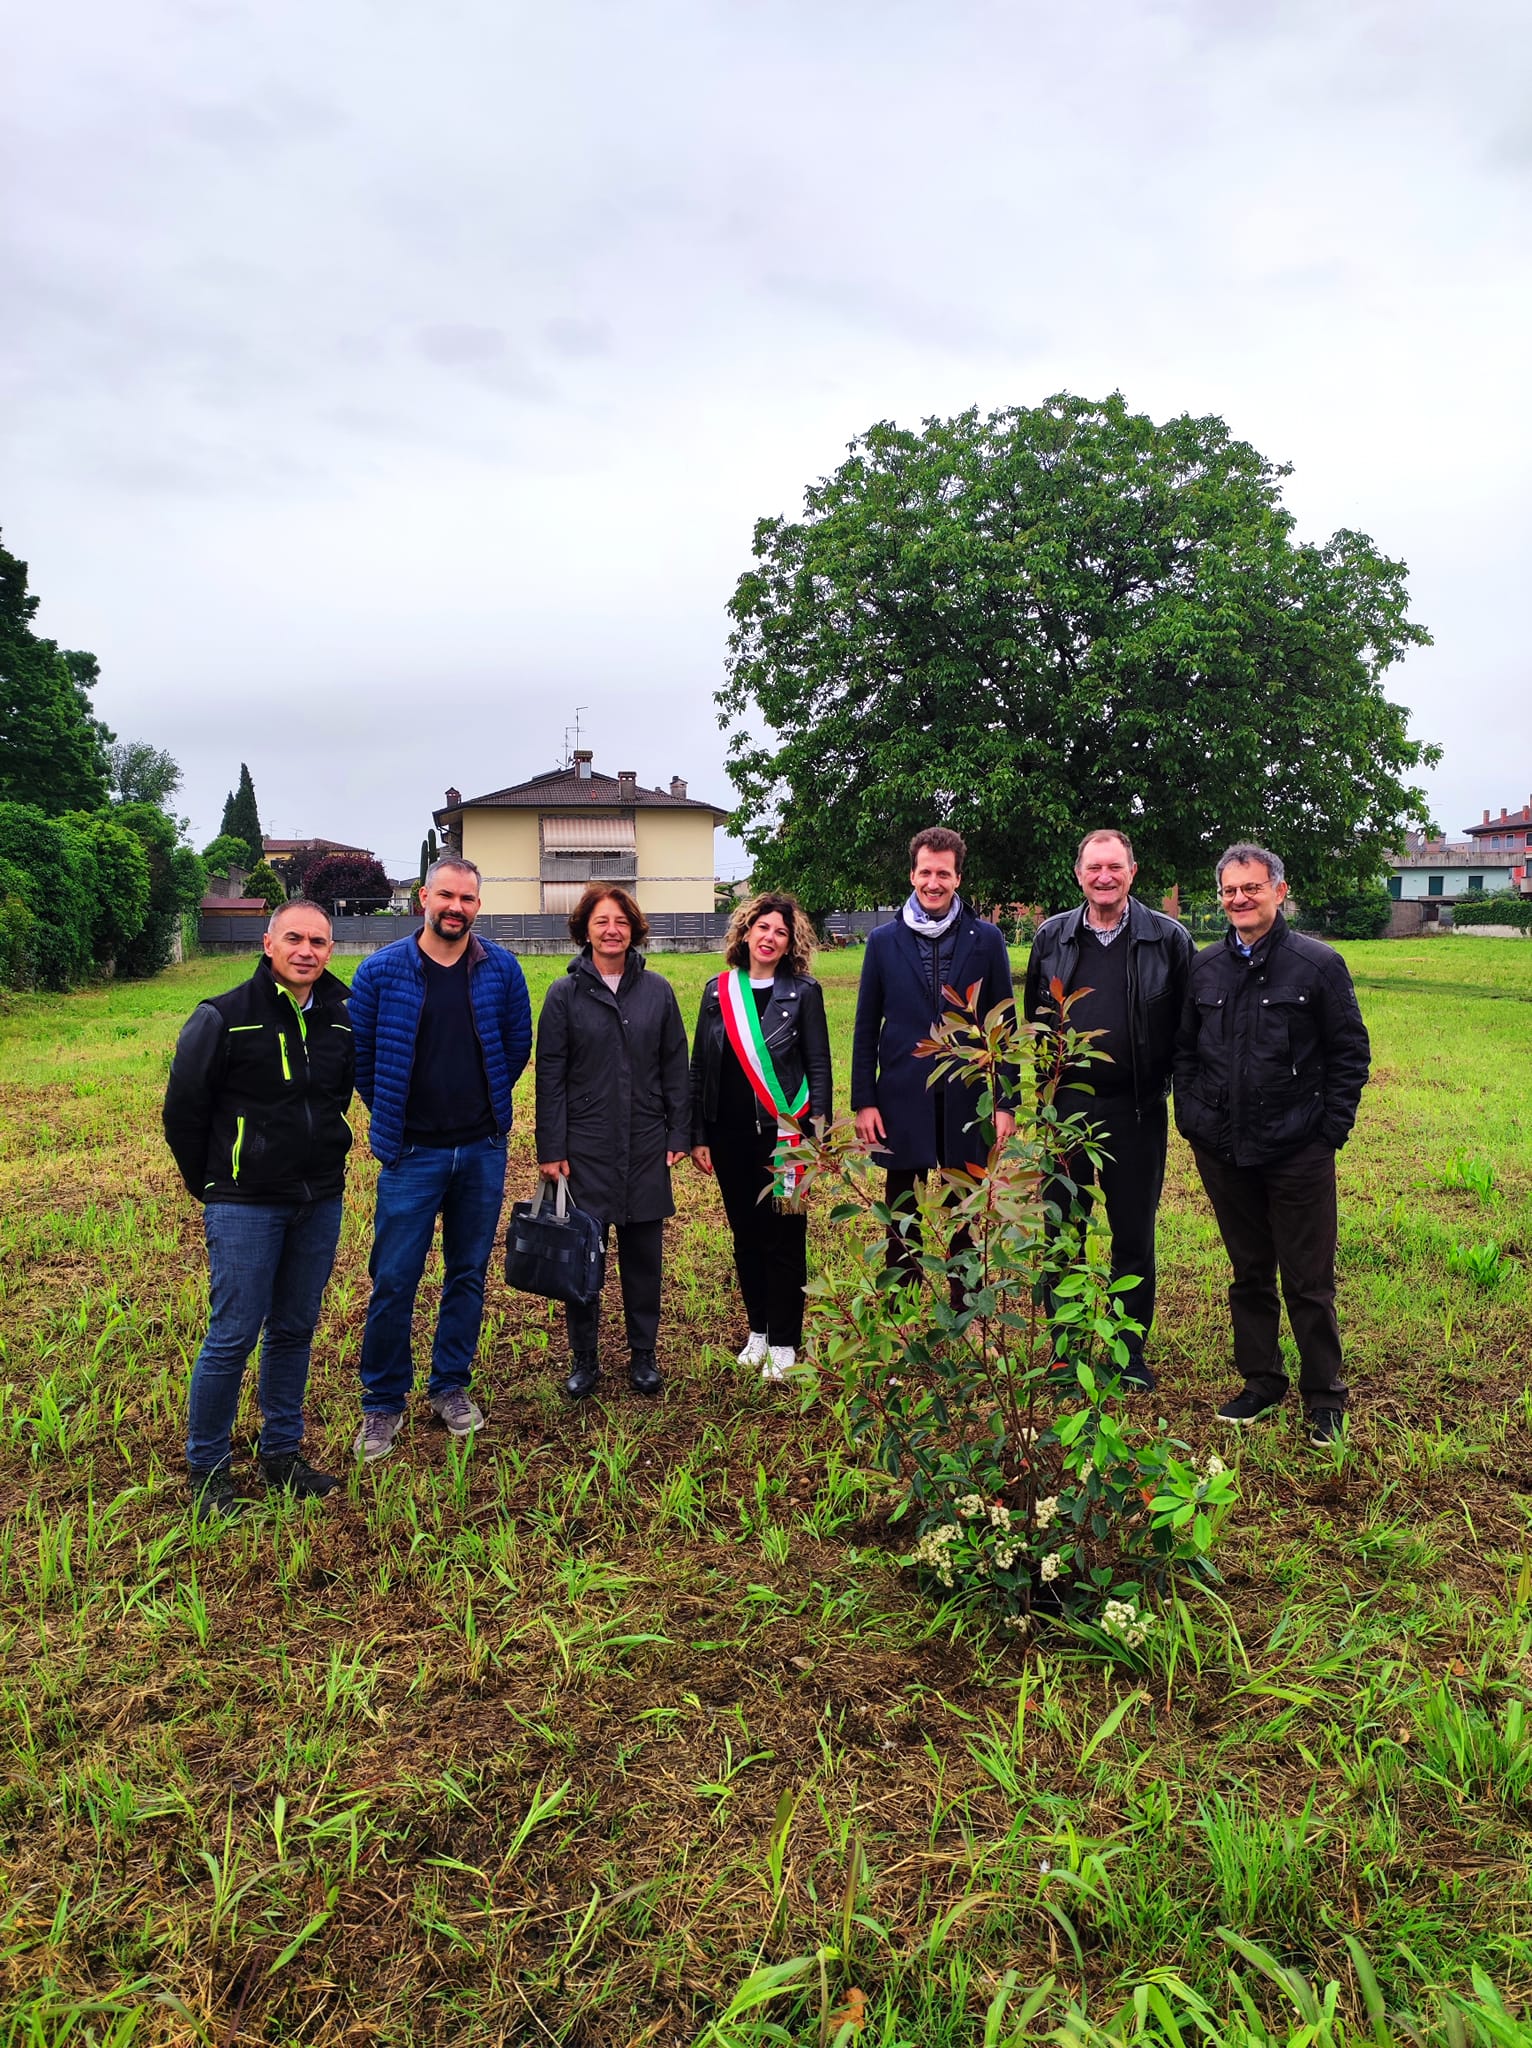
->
[433,752,730,916]
[1385,824,1524,935]
[1463,800,1532,856]
[262,836,375,884]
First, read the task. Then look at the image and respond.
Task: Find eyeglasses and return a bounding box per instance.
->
[1219,883,1270,901]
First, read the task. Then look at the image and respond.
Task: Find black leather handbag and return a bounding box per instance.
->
[504,1175,606,1306]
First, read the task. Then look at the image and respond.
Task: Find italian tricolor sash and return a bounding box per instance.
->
[717,971,810,1204]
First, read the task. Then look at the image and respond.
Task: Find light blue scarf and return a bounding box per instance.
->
[901,890,963,940]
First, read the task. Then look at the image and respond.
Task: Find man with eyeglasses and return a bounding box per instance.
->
[1173,843,1371,1447]
[1024,828,1194,1391]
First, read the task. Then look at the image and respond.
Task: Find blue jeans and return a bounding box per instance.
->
[359,1135,507,1413]
[186,1197,344,1471]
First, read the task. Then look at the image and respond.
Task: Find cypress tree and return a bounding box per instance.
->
[221,764,264,869]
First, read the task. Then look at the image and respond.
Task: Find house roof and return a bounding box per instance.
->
[1465,804,1532,837]
[435,764,730,826]
[263,837,373,855]
[199,895,268,913]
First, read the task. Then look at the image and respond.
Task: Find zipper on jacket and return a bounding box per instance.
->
[279,1033,292,1082]
[231,1115,245,1182]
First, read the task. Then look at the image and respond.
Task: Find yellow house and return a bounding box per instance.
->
[433,752,731,916]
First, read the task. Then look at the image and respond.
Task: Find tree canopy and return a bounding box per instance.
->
[109,740,183,810]
[0,536,111,815]
[202,833,254,878]
[719,393,1438,910]
[303,852,392,913]
[219,764,264,871]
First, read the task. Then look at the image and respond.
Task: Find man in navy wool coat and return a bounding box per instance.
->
[850,826,1015,1281]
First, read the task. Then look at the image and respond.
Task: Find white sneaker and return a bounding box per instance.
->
[762,1345,795,1384]
[737,1332,769,1366]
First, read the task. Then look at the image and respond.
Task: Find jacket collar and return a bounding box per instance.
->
[253,954,349,1008]
[571,947,646,995]
[1062,896,1163,947]
[409,931,487,974]
[891,906,981,1006]
[1223,908,1288,967]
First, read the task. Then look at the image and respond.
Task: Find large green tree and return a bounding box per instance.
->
[115,804,207,979]
[67,811,152,968]
[219,764,264,870]
[719,394,1438,910]
[108,739,183,809]
[0,537,111,815]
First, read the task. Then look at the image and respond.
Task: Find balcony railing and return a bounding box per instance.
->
[539,854,638,883]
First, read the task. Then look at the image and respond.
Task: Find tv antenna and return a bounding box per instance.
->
[562,706,589,768]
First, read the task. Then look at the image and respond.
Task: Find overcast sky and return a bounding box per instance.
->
[5,0,1528,879]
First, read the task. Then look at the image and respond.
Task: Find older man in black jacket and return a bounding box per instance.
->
[1024,828,1195,1392]
[1174,842,1371,1447]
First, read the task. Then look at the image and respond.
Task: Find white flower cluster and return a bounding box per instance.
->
[1034,1495,1060,1531]
[1039,1553,1062,1583]
[988,1502,1013,1530]
[1100,1598,1154,1651]
[1204,1454,1226,1477]
[905,1523,960,1587]
[955,1494,987,1520]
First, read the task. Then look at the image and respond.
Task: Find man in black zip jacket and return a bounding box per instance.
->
[163,899,355,1517]
[1024,828,1195,1392]
[1173,843,1371,1448]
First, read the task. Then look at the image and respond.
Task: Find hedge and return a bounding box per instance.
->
[1453,893,1532,930]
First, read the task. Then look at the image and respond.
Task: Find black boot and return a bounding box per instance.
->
[564,1350,601,1400]
[187,1466,242,1522]
[262,1451,340,1498]
[628,1350,663,1396]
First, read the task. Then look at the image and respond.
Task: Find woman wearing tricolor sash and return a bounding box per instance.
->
[690,893,833,1382]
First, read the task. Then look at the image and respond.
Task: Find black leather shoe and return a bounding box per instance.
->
[628,1350,663,1396]
[1120,1359,1157,1393]
[188,1466,242,1522]
[262,1452,339,1498]
[564,1351,601,1400]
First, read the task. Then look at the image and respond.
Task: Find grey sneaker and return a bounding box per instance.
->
[353,1410,406,1463]
[429,1389,484,1436]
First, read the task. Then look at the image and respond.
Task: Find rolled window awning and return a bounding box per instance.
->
[541,881,586,914]
[541,815,636,852]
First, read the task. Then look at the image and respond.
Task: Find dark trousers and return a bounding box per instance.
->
[1193,1141,1349,1410]
[566,1217,665,1354]
[1049,1096,1167,1365]
[885,1168,974,1312]
[708,1122,809,1347]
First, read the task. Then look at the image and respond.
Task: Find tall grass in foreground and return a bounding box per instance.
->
[0,938,1528,2044]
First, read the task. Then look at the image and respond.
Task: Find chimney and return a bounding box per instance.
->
[1500,808,1509,822]
[445,787,461,807]
[670,775,688,800]
[1483,810,1491,824]
[573,749,592,781]
[618,770,638,801]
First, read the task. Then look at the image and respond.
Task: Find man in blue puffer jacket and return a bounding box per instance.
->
[348,856,532,1461]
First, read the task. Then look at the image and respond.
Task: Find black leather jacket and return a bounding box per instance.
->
[1023,898,1195,1113]
[690,970,833,1136]
[1173,914,1371,1166]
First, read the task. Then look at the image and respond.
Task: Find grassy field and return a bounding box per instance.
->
[0,936,1530,2047]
